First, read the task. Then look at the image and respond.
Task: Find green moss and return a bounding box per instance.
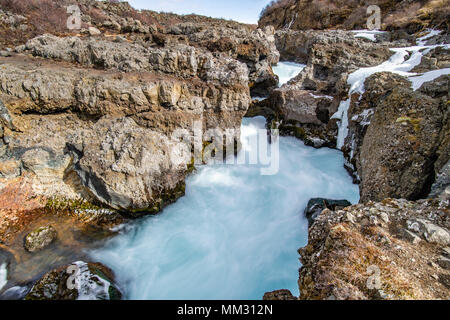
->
[187,156,196,174]
[45,197,104,214]
[280,124,307,140]
[89,265,122,300]
[129,181,186,217]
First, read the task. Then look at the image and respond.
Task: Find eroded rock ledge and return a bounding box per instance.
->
[0,23,259,242]
[0,50,249,215]
[299,198,450,300]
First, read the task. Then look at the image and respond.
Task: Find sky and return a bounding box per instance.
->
[128,0,273,24]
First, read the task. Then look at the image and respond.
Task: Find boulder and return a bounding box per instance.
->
[25,261,122,300]
[357,74,448,202]
[263,289,297,300]
[73,117,189,211]
[24,226,57,253]
[87,27,101,36]
[304,198,352,227]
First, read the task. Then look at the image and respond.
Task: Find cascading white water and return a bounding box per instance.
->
[273,62,306,86]
[0,263,7,292]
[89,115,359,299]
[87,62,359,300]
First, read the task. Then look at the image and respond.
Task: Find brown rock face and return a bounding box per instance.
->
[342,72,449,203]
[164,24,280,96]
[360,80,446,202]
[0,0,261,230]
[0,0,280,240]
[0,0,280,97]
[262,30,392,148]
[0,43,249,212]
[263,289,297,300]
[298,198,450,300]
[259,0,449,33]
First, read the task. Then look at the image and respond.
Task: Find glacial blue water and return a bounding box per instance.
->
[273,62,306,86]
[89,116,359,300]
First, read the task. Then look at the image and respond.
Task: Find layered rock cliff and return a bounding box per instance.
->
[259,0,449,32]
[0,0,280,244]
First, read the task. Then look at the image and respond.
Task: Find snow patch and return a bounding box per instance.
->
[273,62,306,86]
[252,96,267,101]
[332,41,449,150]
[352,30,387,42]
[409,68,450,91]
[417,29,443,46]
[331,99,350,149]
[351,108,375,127]
[309,93,333,100]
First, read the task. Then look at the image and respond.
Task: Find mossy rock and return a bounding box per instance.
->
[24,225,58,253]
[45,197,103,213]
[128,180,187,218]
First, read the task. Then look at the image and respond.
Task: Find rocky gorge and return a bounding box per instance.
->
[0,0,449,300]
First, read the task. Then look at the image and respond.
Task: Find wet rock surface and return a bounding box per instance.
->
[24,225,57,253]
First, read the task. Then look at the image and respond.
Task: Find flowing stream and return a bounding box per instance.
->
[0,263,7,292]
[90,117,359,299]
[89,63,359,299]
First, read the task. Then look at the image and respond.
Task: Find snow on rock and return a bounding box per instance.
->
[409,68,450,91]
[309,93,333,100]
[331,99,350,149]
[273,62,306,86]
[332,37,449,150]
[352,30,387,42]
[417,29,443,46]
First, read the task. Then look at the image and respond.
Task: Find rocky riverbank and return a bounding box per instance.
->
[0,0,280,299]
[0,0,448,300]
[299,198,449,300]
[257,1,449,301]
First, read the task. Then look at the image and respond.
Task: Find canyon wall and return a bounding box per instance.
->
[0,0,280,244]
[259,0,449,33]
